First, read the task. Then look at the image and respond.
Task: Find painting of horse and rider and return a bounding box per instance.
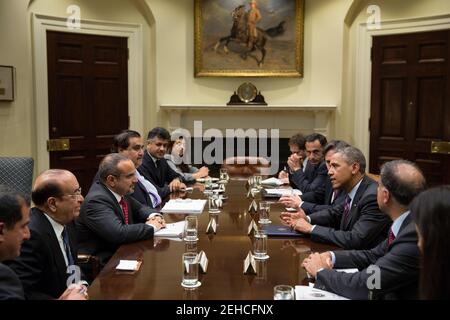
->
[195,0,304,77]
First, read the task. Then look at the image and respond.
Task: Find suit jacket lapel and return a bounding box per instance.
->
[341,176,369,230]
[32,209,69,284]
[99,182,126,224]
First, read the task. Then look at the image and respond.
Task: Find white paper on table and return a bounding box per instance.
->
[261,177,284,186]
[154,221,185,238]
[116,260,140,271]
[264,188,302,196]
[295,285,349,300]
[160,199,206,214]
[335,268,359,273]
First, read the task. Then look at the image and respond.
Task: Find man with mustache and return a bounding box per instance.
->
[76,153,165,268]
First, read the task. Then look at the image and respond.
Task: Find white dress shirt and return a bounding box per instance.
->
[43,213,69,266]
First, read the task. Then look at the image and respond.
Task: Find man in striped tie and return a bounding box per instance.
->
[302,160,426,299]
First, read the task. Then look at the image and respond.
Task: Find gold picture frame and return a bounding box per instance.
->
[194,0,304,78]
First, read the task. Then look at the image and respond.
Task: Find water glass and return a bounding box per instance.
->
[184,215,198,242]
[273,285,295,300]
[253,230,268,260]
[203,177,213,195]
[208,193,221,214]
[254,175,262,190]
[182,252,200,288]
[220,168,229,182]
[258,201,271,224]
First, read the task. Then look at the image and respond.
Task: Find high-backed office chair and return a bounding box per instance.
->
[367,172,380,182]
[0,157,34,203]
[222,156,271,179]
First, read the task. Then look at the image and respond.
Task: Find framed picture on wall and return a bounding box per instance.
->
[0,65,14,101]
[194,0,304,78]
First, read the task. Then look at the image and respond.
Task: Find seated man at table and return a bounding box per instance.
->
[279,140,349,215]
[302,160,426,299]
[281,146,390,249]
[111,130,162,208]
[278,133,307,183]
[2,172,88,300]
[138,127,186,199]
[76,153,166,267]
[287,133,328,194]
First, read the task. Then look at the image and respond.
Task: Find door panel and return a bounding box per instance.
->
[47,31,128,194]
[370,30,450,186]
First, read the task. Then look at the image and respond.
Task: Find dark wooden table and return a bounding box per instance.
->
[88,179,338,300]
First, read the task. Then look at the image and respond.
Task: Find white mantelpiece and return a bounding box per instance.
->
[160,104,337,138]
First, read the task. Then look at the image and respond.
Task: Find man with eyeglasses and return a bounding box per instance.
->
[76,153,165,270]
[5,170,88,300]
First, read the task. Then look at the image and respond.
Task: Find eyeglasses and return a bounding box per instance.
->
[130,145,145,151]
[63,187,83,199]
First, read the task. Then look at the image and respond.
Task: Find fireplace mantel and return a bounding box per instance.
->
[160,104,337,138]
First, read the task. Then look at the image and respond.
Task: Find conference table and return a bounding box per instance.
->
[88,179,338,300]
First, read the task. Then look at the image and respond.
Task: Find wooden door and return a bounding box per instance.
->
[47,31,129,194]
[370,30,450,186]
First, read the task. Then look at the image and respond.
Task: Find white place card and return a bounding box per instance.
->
[198,250,208,274]
[247,219,259,235]
[206,218,217,234]
[243,251,256,275]
[116,260,142,271]
[248,199,258,213]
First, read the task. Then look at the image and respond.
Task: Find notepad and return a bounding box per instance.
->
[116,260,142,271]
[154,221,185,238]
[263,188,302,197]
[261,177,284,186]
[295,285,349,300]
[160,199,207,214]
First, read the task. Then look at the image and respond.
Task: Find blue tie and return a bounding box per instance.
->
[62,228,75,266]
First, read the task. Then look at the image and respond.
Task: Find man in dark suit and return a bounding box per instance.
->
[109,130,161,208]
[282,146,390,249]
[0,186,29,300]
[76,153,165,268]
[278,133,307,183]
[302,160,426,299]
[288,133,328,194]
[138,127,186,199]
[280,140,349,214]
[3,171,88,300]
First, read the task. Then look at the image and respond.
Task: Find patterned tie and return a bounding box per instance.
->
[61,228,75,266]
[342,195,352,225]
[119,197,129,225]
[388,228,396,246]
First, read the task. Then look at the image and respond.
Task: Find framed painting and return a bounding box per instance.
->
[194,0,304,77]
[0,65,14,101]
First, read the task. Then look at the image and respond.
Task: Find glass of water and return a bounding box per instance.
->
[273,285,295,300]
[204,177,213,195]
[181,252,200,288]
[208,193,221,214]
[258,201,271,224]
[220,168,229,182]
[253,230,268,260]
[183,215,198,242]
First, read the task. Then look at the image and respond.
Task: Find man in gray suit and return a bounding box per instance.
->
[76,153,166,268]
[282,146,390,249]
[302,160,426,299]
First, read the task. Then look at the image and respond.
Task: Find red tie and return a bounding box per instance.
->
[119,197,129,225]
[388,228,395,245]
